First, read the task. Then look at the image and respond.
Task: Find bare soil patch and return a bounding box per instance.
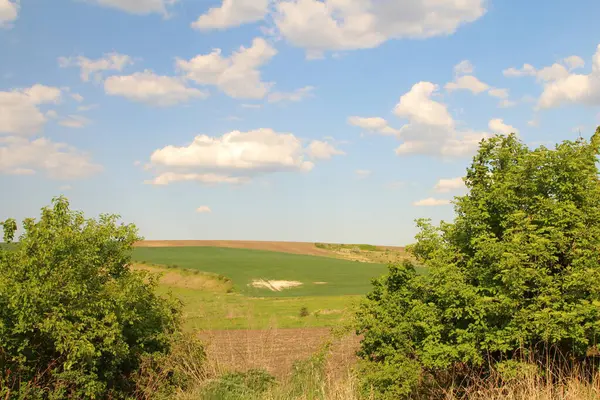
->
[250,279,303,291]
[198,328,360,379]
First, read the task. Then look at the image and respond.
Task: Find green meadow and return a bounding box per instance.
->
[132,246,413,297]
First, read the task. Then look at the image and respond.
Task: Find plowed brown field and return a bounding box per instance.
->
[198,328,361,379]
[134,240,404,258]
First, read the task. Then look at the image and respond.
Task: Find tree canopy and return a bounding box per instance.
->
[0,197,181,399]
[356,128,600,399]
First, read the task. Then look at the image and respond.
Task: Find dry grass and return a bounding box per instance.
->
[443,370,600,400]
[132,263,232,292]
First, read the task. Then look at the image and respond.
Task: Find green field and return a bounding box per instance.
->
[133,246,396,297]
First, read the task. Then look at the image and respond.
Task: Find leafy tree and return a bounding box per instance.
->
[0,197,181,399]
[356,128,600,399]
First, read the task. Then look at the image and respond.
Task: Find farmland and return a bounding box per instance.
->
[132,246,403,297]
[131,242,413,331]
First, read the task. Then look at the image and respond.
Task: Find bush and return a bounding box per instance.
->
[200,369,276,400]
[299,307,310,318]
[356,129,600,399]
[0,197,181,399]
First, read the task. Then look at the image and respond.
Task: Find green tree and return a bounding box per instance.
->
[0,197,181,399]
[356,128,600,399]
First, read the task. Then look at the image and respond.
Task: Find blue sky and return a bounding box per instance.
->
[1,0,599,245]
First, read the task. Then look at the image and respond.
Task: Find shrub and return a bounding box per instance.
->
[200,369,276,399]
[299,306,310,318]
[356,129,600,399]
[0,197,181,399]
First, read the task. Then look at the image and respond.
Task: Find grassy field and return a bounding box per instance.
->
[132,246,405,297]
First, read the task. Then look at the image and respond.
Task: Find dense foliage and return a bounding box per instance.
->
[0,197,181,399]
[356,128,600,399]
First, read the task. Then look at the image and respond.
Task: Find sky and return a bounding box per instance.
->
[1,0,600,246]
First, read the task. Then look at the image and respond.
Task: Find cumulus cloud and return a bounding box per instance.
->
[348,116,399,135]
[394,82,454,127]
[0,136,102,179]
[488,118,519,135]
[71,93,84,102]
[0,84,62,136]
[145,128,340,185]
[87,0,176,16]
[268,86,314,103]
[349,82,488,158]
[146,172,249,185]
[273,0,486,57]
[104,70,208,106]
[196,205,212,213]
[176,37,276,99]
[306,140,345,159]
[445,75,489,94]
[192,0,269,30]
[454,60,474,75]
[434,177,465,193]
[58,52,133,82]
[413,197,451,206]
[0,0,19,28]
[504,46,600,109]
[393,82,488,157]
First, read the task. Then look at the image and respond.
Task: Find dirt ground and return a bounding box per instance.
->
[134,240,405,259]
[134,240,336,257]
[198,327,361,379]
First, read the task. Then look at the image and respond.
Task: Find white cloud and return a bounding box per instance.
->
[348,116,399,135]
[367,82,489,158]
[0,0,19,28]
[0,136,102,179]
[488,88,509,98]
[0,84,61,136]
[413,197,451,206]
[355,169,371,178]
[528,118,539,127]
[196,205,212,213]
[306,140,345,160]
[71,93,84,102]
[504,46,600,109]
[146,128,326,185]
[146,172,249,185]
[394,82,454,127]
[59,115,91,129]
[445,75,489,94]
[488,118,519,135]
[274,0,486,57]
[192,0,269,30]
[58,52,133,82]
[563,55,585,70]
[454,60,474,75]
[59,185,72,191]
[176,37,276,99]
[268,86,314,103]
[434,177,465,193]
[104,70,208,106]
[87,0,175,16]
[503,63,537,78]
